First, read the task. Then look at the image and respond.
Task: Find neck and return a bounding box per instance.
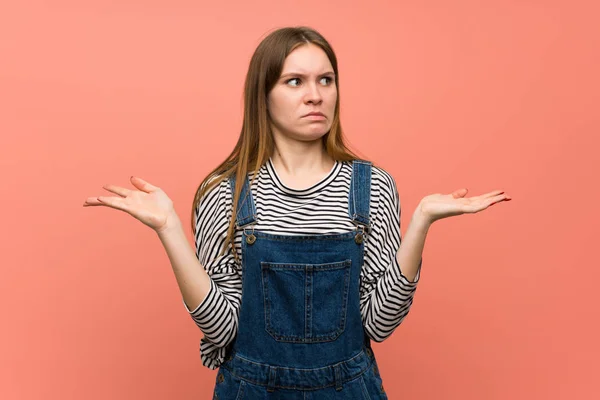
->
[270,148,334,179]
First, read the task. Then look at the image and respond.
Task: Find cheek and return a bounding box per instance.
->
[327,91,338,109]
[269,93,293,119]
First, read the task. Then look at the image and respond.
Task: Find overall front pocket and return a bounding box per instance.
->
[260,259,352,343]
[213,367,245,400]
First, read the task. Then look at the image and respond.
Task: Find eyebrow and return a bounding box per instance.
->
[280,71,335,79]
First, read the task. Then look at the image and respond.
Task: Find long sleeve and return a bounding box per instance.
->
[359,168,422,342]
[183,179,242,369]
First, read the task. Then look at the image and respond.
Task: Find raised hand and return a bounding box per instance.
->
[417,188,512,224]
[83,176,178,233]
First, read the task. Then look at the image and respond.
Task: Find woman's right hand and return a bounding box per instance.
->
[83,176,178,233]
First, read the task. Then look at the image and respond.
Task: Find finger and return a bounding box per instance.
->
[488,194,511,207]
[451,188,469,198]
[102,184,132,198]
[468,190,505,202]
[83,197,103,206]
[95,196,130,212]
[484,190,505,198]
[130,176,158,193]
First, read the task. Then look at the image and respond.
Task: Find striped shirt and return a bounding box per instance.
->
[184,158,422,370]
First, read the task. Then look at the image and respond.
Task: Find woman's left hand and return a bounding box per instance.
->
[417,188,512,224]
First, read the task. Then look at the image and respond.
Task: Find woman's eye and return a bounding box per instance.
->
[285,76,333,87]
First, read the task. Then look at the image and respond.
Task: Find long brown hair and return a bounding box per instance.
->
[190,26,370,263]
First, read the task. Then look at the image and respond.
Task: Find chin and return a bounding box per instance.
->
[302,132,329,142]
[274,122,331,142]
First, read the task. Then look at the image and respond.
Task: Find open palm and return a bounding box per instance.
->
[83,176,177,233]
[419,188,512,223]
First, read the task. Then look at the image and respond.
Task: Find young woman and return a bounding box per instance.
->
[84,26,511,399]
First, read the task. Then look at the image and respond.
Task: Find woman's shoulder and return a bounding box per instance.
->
[343,159,397,192]
[195,174,231,218]
[371,164,397,190]
[198,174,229,199]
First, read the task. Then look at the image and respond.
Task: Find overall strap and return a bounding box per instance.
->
[229,173,257,228]
[348,159,372,232]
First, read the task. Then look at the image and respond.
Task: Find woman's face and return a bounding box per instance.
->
[267,43,337,143]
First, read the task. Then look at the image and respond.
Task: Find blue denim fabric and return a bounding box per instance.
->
[213,160,387,399]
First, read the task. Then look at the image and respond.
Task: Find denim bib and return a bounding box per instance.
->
[213,160,388,399]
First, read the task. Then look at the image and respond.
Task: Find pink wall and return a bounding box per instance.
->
[2,1,598,399]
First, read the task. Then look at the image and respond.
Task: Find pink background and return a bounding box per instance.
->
[1,1,598,399]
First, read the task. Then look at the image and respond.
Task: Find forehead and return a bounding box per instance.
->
[281,43,333,74]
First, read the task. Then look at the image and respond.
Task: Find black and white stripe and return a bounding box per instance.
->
[184,158,421,370]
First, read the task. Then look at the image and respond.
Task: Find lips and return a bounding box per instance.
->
[303,112,325,117]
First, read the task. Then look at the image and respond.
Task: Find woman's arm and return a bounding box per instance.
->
[396,206,431,283]
[159,180,242,355]
[359,169,422,342]
[156,213,212,312]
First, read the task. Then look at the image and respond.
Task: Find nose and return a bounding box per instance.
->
[304,82,323,105]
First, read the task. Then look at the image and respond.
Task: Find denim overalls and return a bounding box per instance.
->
[213,160,388,399]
